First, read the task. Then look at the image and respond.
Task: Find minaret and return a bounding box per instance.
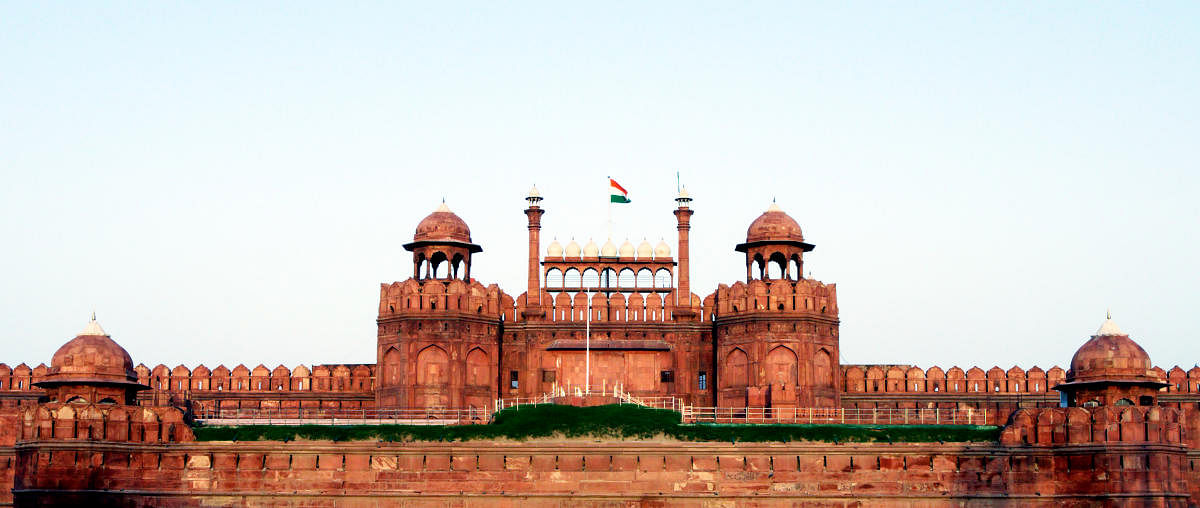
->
[524,185,545,318]
[673,186,693,313]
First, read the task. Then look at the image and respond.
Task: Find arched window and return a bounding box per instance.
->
[564,268,582,288]
[600,268,618,288]
[582,268,600,288]
[618,268,635,288]
[636,269,653,288]
[1114,398,1134,406]
[545,268,564,288]
[654,269,672,288]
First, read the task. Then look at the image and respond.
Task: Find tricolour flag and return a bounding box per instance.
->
[609,178,631,203]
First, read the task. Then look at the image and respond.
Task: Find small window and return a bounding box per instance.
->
[510,371,519,389]
[541,370,556,383]
[1139,396,1154,406]
[1115,398,1134,406]
[660,370,674,383]
[1083,400,1100,408]
[698,372,707,390]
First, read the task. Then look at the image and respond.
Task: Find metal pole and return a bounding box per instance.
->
[585,288,591,394]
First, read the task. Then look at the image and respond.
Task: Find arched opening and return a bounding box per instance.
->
[752,254,766,280]
[581,268,600,288]
[654,269,672,289]
[618,268,635,288]
[1114,398,1134,406]
[564,268,582,288]
[429,252,448,279]
[451,253,465,279]
[67,396,87,404]
[98,398,117,404]
[636,269,653,288]
[789,256,801,280]
[545,268,564,288]
[414,253,427,279]
[767,252,787,280]
[600,268,618,289]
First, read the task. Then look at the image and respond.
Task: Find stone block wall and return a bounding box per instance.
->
[9,436,1196,507]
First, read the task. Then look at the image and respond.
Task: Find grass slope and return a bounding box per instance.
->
[193,404,1000,443]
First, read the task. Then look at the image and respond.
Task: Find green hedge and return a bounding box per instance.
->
[193,404,1000,443]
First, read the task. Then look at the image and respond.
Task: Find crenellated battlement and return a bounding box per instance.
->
[378,278,514,321]
[133,363,374,393]
[842,364,1200,395]
[999,405,1187,446]
[19,402,192,443]
[706,278,838,318]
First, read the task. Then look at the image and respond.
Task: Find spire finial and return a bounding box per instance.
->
[91,310,96,322]
[1106,308,1111,320]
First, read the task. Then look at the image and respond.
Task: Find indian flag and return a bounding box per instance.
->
[609,178,631,203]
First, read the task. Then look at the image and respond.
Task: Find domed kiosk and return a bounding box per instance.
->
[403,202,482,281]
[1054,313,1169,407]
[34,316,148,405]
[734,202,815,282]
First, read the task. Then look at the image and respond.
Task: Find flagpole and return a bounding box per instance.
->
[606,176,612,240]
[585,288,591,394]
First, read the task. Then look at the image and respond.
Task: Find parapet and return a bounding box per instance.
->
[999,406,1185,446]
[20,402,193,443]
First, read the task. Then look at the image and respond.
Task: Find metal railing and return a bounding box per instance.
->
[194,406,491,425]
[681,407,989,425]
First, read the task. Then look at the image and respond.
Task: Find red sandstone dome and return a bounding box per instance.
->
[735,202,815,254]
[745,203,804,243]
[414,203,473,243]
[36,318,141,387]
[1065,317,1160,384]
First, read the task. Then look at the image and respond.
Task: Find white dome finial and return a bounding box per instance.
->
[80,314,107,336]
[1096,311,1124,336]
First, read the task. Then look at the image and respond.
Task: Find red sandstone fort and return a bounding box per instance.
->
[1,188,1198,506]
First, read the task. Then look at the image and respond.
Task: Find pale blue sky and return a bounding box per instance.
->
[1,3,1197,373]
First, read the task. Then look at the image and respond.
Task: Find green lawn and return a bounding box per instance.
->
[193,404,1000,443]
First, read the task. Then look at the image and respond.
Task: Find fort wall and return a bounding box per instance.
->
[9,434,1195,507]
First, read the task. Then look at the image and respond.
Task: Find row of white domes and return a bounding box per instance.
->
[547,238,671,259]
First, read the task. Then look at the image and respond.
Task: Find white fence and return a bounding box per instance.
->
[196,393,987,427]
[681,406,989,425]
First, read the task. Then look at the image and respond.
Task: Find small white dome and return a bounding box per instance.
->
[767,201,782,212]
[601,238,617,257]
[546,239,563,257]
[436,202,452,212]
[583,239,599,257]
[677,186,691,200]
[527,185,541,199]
[654,239,671,258]
[1096,313,1125,336]
[564,240,581,258]
[619,239,635,257]
[637,240,653,259]
[79,315,107,336]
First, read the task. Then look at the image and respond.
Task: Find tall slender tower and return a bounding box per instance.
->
[673,186,694,314]
[523,185,545,318]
